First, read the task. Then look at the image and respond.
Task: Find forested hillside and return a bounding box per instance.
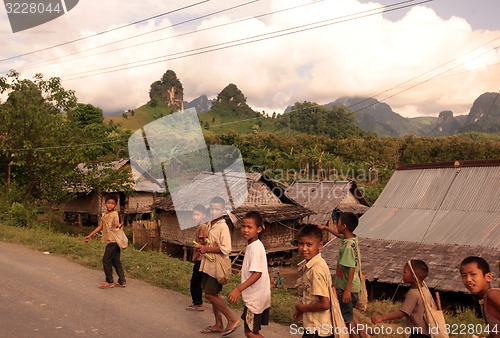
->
[1,71,499,221]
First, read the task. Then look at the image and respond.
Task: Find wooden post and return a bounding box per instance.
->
[7,162,11,192]
[183,246,188,261]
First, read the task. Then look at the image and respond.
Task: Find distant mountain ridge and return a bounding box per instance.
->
[317,94,498,136]
[184,95,214,114]
[328,97,414,136]
[107,68,499,137]
[174,92,500,136]
[461,92,500,133]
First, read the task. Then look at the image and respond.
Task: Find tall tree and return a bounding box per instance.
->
[0,71,131,208]
[0,71,78,201]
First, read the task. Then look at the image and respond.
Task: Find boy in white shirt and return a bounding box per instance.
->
[229,211,271,338]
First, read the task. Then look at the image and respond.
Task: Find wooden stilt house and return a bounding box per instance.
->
[148,172,314,260]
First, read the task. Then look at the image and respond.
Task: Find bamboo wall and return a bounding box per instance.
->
[125,192,155,214]
[132,220,161,251]
[159,212,197,246]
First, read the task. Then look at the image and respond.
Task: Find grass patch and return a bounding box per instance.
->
[0,223,486,337]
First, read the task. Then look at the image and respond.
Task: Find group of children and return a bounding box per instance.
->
[85,194,499,338]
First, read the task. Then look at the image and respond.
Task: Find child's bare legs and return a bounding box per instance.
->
[204,293,223,331]
[351,315,370,338]
[205,293,239,331]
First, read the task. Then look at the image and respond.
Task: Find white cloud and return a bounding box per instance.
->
[1,0,499,118]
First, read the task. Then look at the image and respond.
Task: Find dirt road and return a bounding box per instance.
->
[0,242,294,337]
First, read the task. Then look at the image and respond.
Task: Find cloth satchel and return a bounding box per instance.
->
[111,227,129,250]
[408,261,449,338]
[329,286,350,338]
[213,253,231,285]
[354,243,368,311]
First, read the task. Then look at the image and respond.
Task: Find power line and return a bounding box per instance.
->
[351,44,500,114]
[61,0,433,80]
[274,38,500,119]
[3,0,265,73]
[0,0,210,63]
[345,35,500,113]
[3,0,500,151]
[430,61,500,80]
[10,116,267,152]
[479,89,500,130]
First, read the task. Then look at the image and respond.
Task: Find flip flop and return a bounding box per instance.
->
[200,326,223,334]
[186,304,205,311]
[221,321,241,337]
[98,282,115,289]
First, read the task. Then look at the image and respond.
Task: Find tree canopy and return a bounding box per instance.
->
[0,71,131,210]
[278,101,371,139]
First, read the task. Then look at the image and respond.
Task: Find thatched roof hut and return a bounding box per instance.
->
[285,180,370,225]
[151,172,314,254]
[63,159,163,225]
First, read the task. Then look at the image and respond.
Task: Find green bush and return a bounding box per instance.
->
[8,202,37,227]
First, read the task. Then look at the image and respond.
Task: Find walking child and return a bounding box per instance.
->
[317,212,368,338]
[229,211,271,338]
[197,197,240,336]
[187,204,208,311]
[84,194,126,288]
[460,256,500,338]
[371,260,433,338]
[293,225,334,338]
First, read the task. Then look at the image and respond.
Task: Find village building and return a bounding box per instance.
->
[145,172,314,262]
[63,158,163,226]
[285,180,370,241]
[285,180,370,223]
[321,160,500,301]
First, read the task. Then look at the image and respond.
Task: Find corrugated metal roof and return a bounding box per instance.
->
[321,237,500,293]
[356,207,436,242]
[424,210,500,248]
[357,163,500,249]
[440,166,500,212]
[373,168,457,209]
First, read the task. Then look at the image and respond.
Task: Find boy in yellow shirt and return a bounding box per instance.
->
[84,195,126,288]
[197,197,240,337]
[293,225,334,338]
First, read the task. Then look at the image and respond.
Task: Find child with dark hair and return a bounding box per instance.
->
[317,211,367,337]
[229,211,271,337]
[460,256,500,338]
[372,260,433,338]
[84,194,126,288]
[293,225,334,338]
[187,204,208,311]
[197,197,240,336]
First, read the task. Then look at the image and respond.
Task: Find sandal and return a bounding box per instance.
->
[98,282,115,289]
[186,304,204,311]
[221,321,241,337]
[114,282,126,287]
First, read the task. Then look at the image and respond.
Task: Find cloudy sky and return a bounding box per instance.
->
[1,0,499,118]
